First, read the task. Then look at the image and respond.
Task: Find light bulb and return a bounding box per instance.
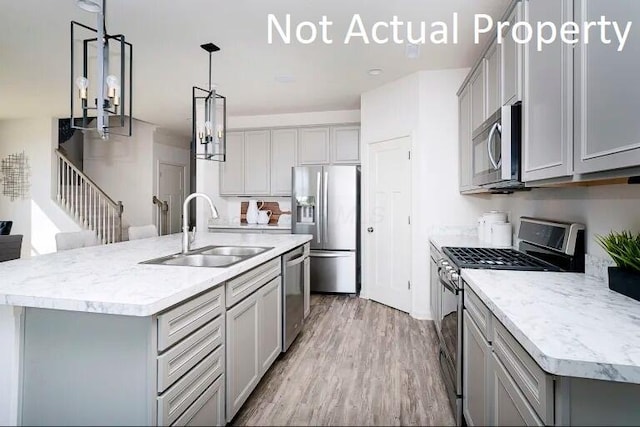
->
[216,124,223,140]
[106,75,119,98]
[204,121,213,136]
[76,76,89,100]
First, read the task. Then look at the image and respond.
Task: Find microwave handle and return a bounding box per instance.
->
[487,123,502,170]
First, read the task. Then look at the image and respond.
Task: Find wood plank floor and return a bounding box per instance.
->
[232,294,454,426]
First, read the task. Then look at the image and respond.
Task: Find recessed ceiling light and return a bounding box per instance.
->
[275,75,296,83]
[406,43,420,59]
[368,68,383,76]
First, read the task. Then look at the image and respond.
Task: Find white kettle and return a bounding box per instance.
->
[257,210,272,225]
[246,200,263,224]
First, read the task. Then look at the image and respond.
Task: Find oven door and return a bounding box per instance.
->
[439,273,463,424]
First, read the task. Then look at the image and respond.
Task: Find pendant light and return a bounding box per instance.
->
[70,0,133,139]
[192,43,227,162]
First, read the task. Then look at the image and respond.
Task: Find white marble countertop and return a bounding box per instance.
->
[0,233,311,317]
[462,269,640,384]
[208,221,291,230]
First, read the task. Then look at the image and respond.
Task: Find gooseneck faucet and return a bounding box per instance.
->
[182,193,219,254]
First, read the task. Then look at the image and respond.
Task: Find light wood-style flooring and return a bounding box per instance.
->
[232,294,454,426]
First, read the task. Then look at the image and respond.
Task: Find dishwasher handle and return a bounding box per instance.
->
[285,254,307,268]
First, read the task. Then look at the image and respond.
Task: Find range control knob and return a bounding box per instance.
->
[449,272,460,282]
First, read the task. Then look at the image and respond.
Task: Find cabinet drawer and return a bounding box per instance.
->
[158,286,224,352]
[226,258,280,308]
[492,319,554,424]
[464,285,492,342]
[157,345,225,426]
[172,374,225,427]
[158,316,224,393]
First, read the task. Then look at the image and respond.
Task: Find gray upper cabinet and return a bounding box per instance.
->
[243,130,271,196]
[522,0,573,182]
[458,86,476,193]
[470,65,487,132]
[220,131,245,196]
[270,129,297,196]
[331,126,360,164]
[485,41,501,117]
[501,2,523,106]
[574,1,640,174]
[298,127,331,164]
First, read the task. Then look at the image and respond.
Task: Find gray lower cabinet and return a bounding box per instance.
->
[226,273,282,421]
[491,353,543,426]
[522,0,573,182]
[173,374,225,427]
[573,1,640,174]
[463,310,492,426]
[303,256,311,318]
[429,249,441,325]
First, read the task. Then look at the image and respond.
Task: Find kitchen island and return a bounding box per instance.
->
[0,232,312,426]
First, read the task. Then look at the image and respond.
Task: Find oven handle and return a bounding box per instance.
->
[487,122,502,170]
[439,275,459,294]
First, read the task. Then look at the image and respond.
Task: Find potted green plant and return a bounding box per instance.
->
[596,231,640,302]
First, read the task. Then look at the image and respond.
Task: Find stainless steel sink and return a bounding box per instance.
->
[141,245,273,268]
[198,246,270,256]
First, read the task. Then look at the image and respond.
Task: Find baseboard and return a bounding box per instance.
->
[410,310,431,320]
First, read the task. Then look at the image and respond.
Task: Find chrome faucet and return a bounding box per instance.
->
[182,193,219,254]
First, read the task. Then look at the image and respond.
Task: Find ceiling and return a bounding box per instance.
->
[0,0,509,136]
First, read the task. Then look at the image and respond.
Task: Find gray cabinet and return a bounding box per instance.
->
[458,85,476,193]
[226,288,260,420]
[298,127,330,164]
[173,374,225,426]
[429,251,441,325]
[574,1,640,174]
[220,132,245,195]
[258,277,282,374]
[331,126,360,164]
[491,354,543,426]
[303,256,310,318]
[270,128,297,196]
[470,65,486,132]
[485,41,501,117]
[522,0,573,182]
[463,310,492,427]
[501,2,523,106]
[244,130,271,196]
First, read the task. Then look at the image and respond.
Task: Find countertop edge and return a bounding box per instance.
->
[461,270,639,384]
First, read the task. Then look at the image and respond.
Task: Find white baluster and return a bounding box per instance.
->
[57,157,62,203]
[102,200,106,244]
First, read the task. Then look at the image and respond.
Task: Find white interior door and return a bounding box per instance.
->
[366,137,412,313]
[158,163,185,235]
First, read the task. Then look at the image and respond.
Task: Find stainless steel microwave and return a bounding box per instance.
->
[472,103,523,189]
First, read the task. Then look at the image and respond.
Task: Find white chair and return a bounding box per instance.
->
[55,231,100,252]
[128,224,158,240]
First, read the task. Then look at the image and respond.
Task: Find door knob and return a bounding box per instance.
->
[367,227,374,233]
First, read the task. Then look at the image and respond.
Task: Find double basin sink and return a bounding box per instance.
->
[141,245,274,268]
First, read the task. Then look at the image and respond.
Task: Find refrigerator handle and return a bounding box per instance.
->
[316,171,322,245]
[323,171,329,243]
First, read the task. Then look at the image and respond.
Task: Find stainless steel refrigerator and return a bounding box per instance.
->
[292,165,360,293]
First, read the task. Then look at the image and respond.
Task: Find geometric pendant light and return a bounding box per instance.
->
[70,0,133,140]
[192,43,226,162]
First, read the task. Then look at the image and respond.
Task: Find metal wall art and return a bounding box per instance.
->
[1,151,31,201]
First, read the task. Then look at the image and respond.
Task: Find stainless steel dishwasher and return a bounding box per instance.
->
[282,246,307,351]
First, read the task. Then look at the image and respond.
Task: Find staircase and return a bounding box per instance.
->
[55,149,124,244]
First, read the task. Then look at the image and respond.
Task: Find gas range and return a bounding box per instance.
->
[442,247,561,272]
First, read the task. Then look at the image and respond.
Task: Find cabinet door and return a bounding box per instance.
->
[470,64,486,132]
[298,127,330,165]
[501,2,523,106]
[463,311,492,427]
[331,126,360,164]
[244,130,271,195]
[458,85,477,192]
[220,132,244,195]
[303,257,310,319]
[574,1,640,174]
[522,0,573,181]
[173,374,225,427]
[491,354,544,426]
[429,256,439,323]
[258,277,282,375]
[270,129,297,196]
[226,292,260,420]
[485,41,501,117]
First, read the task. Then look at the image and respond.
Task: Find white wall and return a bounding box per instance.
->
[83,119,155,230]
[0,118,80,257]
